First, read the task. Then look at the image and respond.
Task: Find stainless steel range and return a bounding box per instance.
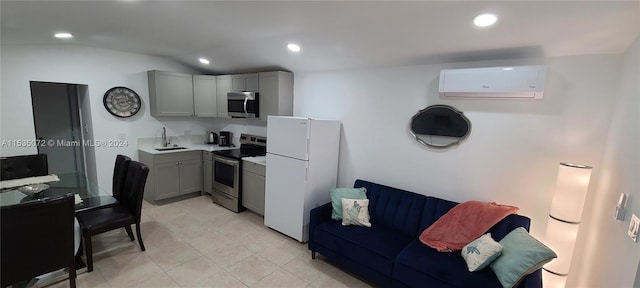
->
[211,134,266,212]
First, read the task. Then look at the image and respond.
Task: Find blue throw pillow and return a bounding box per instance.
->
[490,227,557,288]
[330,187,367,220]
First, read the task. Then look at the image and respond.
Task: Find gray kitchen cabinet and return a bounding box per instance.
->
[216,75,231,118]
[179,159,203,194]
[140,150,202,203]
[193,75,217,117]
[148,70,194,116]
[258,71,294,121]
[231,73,259,92]
[154,162,181,199]
[242,160,266,215]
[202,151,212,195]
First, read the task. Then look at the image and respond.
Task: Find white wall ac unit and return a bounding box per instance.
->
[438,65,547,99]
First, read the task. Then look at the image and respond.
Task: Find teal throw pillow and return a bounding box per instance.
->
[461,233,503,272]
[330,187,367,220]
[490,227,557,288]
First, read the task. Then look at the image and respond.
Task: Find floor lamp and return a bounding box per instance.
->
[543,162,593,288]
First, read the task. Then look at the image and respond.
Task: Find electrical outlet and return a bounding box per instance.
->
[628,214,639,242]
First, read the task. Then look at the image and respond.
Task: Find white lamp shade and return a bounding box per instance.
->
[544,218,579,275]
[549,163,592,223]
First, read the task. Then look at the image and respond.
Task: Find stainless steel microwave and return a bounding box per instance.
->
[227,92,259,118]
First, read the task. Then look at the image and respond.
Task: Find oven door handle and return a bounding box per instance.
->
[213,156,238,166]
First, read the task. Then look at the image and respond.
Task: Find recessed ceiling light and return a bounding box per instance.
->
[54,32,73,39]
[473,13,497,27]
[287,43,301,52]
[199,58,210,65]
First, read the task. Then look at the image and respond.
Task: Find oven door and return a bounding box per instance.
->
[212,155,240,197]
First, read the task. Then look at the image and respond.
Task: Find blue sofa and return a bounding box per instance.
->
[308,179,542,288]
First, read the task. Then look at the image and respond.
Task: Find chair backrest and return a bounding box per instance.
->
[119,161,149,223]
[0,154,48,180]
[112,154,132,201]
[1,194,75,288]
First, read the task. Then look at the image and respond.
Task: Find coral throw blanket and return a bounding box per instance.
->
[419,201,519,252]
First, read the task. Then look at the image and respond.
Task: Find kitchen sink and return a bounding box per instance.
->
[155,146,187,151]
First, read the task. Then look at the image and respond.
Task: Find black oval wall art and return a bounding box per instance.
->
[409,105,471,148]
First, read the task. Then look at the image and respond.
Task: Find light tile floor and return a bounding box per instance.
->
[47,196,373,288]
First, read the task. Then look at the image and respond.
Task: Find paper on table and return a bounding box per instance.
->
[0,174,60,189]
[74,194,83,205]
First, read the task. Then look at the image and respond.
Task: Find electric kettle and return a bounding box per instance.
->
[208,132,218,144]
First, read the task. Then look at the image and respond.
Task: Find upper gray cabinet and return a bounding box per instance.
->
[148,70,194,116]
[216,75,231,118]
[193,75,217,117]
[231,73,259,92]
[148,70,292,119]
[259,71,293,121]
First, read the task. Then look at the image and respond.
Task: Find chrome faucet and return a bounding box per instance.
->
[162,127,169,147]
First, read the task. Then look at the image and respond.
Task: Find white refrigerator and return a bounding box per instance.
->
[264,116,341,242]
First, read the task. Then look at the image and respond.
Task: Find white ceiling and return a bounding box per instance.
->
[1,1,639,73]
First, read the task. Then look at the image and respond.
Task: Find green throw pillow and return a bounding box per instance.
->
[490,227,557,288]
[330,187,367,220]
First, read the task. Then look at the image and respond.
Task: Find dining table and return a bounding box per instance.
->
[0,172,117,212]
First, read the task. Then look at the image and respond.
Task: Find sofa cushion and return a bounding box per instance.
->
[314,219,414,276]
[394,239,504,288]
[354,179,426,237]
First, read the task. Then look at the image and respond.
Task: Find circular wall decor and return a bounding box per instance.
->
[103,86,141,118]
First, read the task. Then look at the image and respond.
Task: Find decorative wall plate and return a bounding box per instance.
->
[103,86,141,118]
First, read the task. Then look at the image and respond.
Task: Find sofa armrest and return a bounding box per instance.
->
[308,202,333,251]
[518,268,542,288]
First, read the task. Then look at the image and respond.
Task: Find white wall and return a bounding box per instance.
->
[294,55,621,243]
[0,45,206,192]
[571,37,640,288]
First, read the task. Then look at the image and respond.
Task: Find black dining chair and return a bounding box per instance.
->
[112,154,131,200]
[0,153,48,180]
[1,194,76,288]
[77,160,149,272]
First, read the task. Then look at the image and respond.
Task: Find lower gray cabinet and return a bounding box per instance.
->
[140,150,202,204]
[242,160,266,215]
[202,152,212,195]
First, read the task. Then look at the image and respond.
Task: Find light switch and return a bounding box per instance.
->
[628,214,639,242]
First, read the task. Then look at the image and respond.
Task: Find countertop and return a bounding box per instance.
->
[242,156,266,166]
[137,136,266,166]
[138,144,237,155]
